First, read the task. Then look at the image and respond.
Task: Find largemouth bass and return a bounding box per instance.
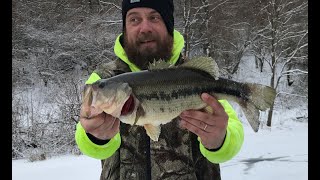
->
[81,56,276,141]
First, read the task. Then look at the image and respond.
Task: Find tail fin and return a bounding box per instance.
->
[240,102,261,132]
[247,83,277,111]
[236,84,276,132]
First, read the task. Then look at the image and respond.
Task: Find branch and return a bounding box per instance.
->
[98,1,121,10]
[277,91,308,98]
[98,20,122,27]
[209,0,229,13]
[278,32,308,78]
[281,69,308,76]
[12,146,26,158]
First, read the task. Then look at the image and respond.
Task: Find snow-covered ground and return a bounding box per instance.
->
[12,154,101,180]
[12,119,308,180]
[221,121,308,180]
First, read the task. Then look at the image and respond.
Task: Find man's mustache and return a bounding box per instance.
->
[137,34,157,43]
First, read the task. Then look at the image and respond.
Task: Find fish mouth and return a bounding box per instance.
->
[121,95,135,115]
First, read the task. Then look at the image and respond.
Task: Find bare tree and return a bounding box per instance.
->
[251,0,308,127]
[178,0,263,76]
[12,0,122,159]
[177,0,232,59]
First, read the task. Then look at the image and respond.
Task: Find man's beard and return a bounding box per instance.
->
[123,32,173,70]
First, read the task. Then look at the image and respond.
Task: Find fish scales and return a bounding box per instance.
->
[105,68,213,127]
[108,68,250,103]
[82,56,276,141]
[116,69,251,128]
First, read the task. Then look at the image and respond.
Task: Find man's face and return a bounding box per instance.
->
[123,7,173,69]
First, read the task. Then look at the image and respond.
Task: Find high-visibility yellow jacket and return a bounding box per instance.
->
[75,30,244,179]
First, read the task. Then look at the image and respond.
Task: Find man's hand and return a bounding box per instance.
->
[179,93,228,150]
[80,106,120,140]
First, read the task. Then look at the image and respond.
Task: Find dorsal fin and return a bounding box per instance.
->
[181,56,220,80]
[148,59,173,70]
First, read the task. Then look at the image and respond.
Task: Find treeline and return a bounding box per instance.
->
[12,0,308,160]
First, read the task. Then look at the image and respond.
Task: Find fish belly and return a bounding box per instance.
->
[122,94,206,126]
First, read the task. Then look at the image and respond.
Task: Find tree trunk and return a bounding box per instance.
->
[267,17,276,127]
[266,101,275,127]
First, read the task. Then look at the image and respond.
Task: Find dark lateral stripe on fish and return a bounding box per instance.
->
[136,84,251,102]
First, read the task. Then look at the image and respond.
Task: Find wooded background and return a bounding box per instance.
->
[12,0,308,161]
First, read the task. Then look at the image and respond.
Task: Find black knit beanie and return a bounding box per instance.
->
[122,0,174,36]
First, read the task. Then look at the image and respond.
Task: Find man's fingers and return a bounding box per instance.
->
[80,113,106,130]
[111,119,120,131]
[182,118,213,132]
[180,110,215,126]
[80,105,103,119]
[180,119,206,137]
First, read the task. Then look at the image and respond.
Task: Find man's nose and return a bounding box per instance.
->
[139,19,153,34]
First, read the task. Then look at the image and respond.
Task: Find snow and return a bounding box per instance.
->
[12,120,308,180]
[12,55,308,179]
[221,121,308,180]
[12,154,101,180]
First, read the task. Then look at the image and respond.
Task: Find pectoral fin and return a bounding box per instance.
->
[144,124,161,141]
[133,104,145,125]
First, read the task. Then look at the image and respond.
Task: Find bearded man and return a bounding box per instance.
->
[75,0,244,179]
